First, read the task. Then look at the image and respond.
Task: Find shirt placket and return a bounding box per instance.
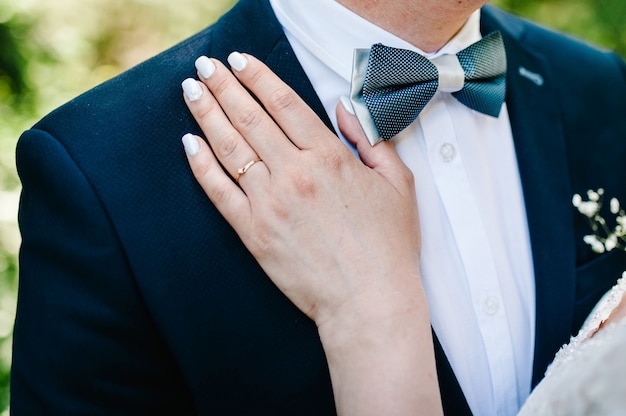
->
[419,95,519,414]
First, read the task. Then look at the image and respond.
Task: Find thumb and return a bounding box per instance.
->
[336,97,407,178]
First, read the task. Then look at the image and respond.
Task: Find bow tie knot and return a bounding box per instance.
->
[350,31,507,145]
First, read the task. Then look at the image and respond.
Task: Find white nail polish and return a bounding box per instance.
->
[182,133,200,156]
[195,56,215,79]
[182,78,203,102]
[228,52,248,71]
[340,96,355,115]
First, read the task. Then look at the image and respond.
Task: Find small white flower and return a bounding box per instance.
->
[592,241,606,253]
[572,194,582,207]
[618,216,626,227]
[577,201,600,218]
[588,189,600,202]
[610,198,621,215]
[605,234,618,251]
[583,235,605,253]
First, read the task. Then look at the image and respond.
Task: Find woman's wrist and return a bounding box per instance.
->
[317,276,424,350]
[316,274,443,416]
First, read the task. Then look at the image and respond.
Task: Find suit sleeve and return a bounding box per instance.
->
[12,128,193,415]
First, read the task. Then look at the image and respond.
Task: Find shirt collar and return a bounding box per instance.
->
[269,0,482,82]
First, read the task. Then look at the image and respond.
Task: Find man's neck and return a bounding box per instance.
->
[336,0,488,53]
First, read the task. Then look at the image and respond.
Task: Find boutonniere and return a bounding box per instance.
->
[572,188,626,254]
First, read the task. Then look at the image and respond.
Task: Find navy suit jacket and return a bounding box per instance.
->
[12,0,626,414]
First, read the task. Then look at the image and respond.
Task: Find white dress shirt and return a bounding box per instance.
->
[268,1,536,414]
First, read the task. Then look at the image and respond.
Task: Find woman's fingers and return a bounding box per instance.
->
[182,50,413,200]
[181,77,269,189]
[181,133,252,228]
[336,98,414,191]
[226,53,336,151]
[194,55,297,164]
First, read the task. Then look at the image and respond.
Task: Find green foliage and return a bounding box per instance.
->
[492,0,626,56]
[0,0,623,413]
[0,21,28,101]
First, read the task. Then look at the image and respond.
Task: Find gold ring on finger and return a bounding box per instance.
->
[235,158,263,183]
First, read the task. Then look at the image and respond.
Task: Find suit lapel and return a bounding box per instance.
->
[482,6,576,386]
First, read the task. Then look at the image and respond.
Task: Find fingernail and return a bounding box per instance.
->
[340,96,355,115]
[195,56,215,79]
[182,133,200,156]
[228,52,247,71]
[182,78,203,102]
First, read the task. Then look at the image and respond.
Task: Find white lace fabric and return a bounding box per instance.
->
[518,277,626,415]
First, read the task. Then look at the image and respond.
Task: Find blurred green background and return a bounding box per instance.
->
[0,0,624,412]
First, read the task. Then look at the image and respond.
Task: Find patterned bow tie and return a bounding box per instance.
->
[350,31,507,145]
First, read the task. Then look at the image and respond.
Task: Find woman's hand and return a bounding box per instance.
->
[181,52,442,415]
[181,52,420,328]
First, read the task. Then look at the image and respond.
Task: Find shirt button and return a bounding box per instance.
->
[439,143,456,162]
[482,296,500,315]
